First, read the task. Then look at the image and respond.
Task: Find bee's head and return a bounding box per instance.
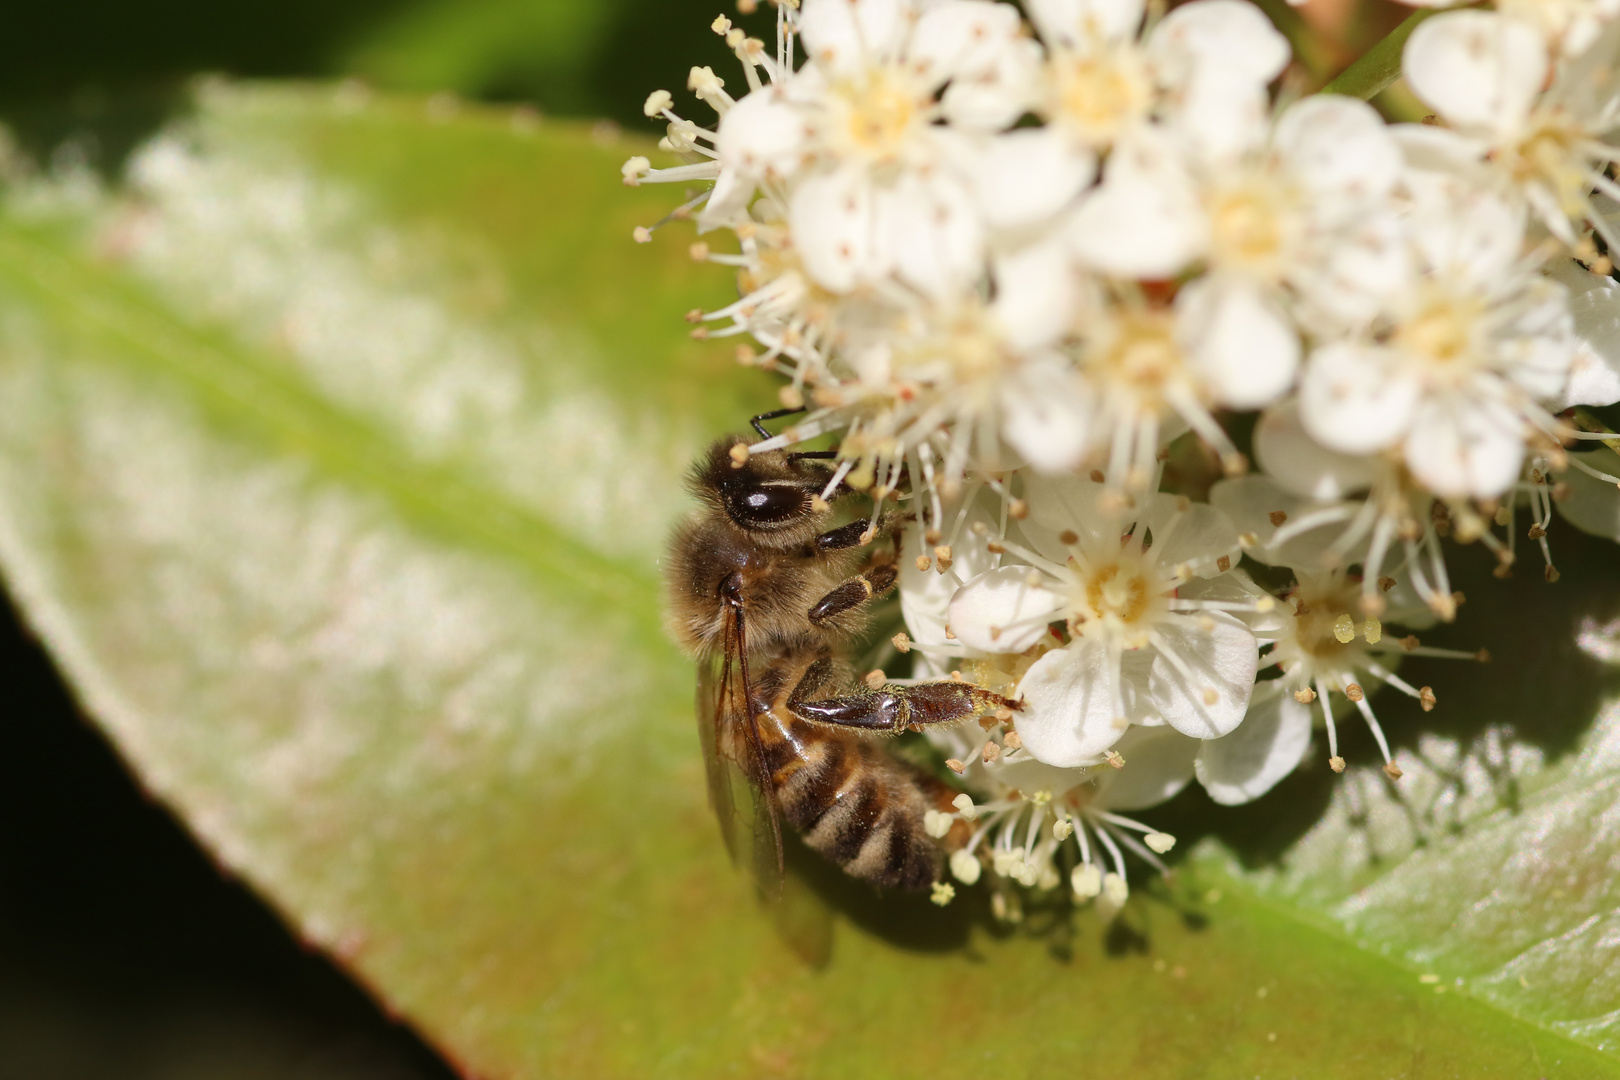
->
[690,438,836,547]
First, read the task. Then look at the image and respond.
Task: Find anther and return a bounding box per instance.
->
[689,242,710,262]
[1202,688,1220,706]
[986,540,1006,554]
[891,632,912,653]
[684,308,703,324]
[1217,555,1232,572]
[1546,565,1561,583]
[982,742,1001,763]
[1089,470,1105,483]
[1378,576,1396,593]
[1476,648,1491,663]
[864,670,886,689]
[632,226,652,244]
[1293,687,1317,704]
[1145,832,1176,854]
[1333,614,1355,643]
[728,443,750,468]
[930,882,956,906]
[1008,499,1029,520]
[1383,762,1404,781]
[810,496,831,513]
[1268,510,1288,527]
[1104,750,1126,769]
[1329,756,1346,773]
[914,555,932,572]
[1419,686,1436,712]
[945,758,966,774]
[1363,617,1382,644]
[1002,729,1022,748]
[1345,683,1364,702]
[935,545,954,571]
[952,793,978,820]
[1059,530,1079,546]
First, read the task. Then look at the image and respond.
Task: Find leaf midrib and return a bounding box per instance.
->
[0,220,655,618]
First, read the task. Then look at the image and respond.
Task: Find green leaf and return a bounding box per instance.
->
[0,82,1617,1078]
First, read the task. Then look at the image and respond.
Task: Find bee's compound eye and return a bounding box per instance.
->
[726,483,809,528]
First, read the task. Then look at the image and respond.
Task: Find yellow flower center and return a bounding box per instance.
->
[830,68,924,163]
[1508,108,1591,217]
[1087,310,1186,411]
[1392,284,1486,381]
[1208,173,1297,280]
[1050,46,1151,146]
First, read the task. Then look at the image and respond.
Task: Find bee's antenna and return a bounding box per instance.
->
[750,406,807,440]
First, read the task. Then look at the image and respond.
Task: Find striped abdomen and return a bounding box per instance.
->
[757,709,953,891]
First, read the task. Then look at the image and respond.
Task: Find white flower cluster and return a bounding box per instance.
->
[632,0,1620,910]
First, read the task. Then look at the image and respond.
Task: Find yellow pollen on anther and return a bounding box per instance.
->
[1333,614,1356,643]
[1363,617,1382,645]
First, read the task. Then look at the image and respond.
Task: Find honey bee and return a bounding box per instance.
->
[665,414,1019,892]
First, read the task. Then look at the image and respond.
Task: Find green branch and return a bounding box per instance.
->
[1322,8,1439,100]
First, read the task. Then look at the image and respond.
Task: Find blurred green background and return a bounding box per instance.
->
[0,0,749,172]
[0,2,732,1076]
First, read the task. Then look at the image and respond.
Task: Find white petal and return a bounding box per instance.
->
[1177,275,1300,409]
[1403,10,1548,132]
[1194,681,1312,805]
[1499,276,1576,402]
[1068,133,1205,279]
[798,0,915,72]
[947,566,1065,653]
[983,755,1091,800]
[1404,393,1526,498]
[1018,473,1118,561]
[1299,343,1419,455]
[1300,209,1411,327]
[1144,493,1241,578]
[1153,0,1290,79]
[715,88,809,180]
[1547,258,1620,408]
[1207,474,1353,569]
[1167,75,1272,163]
[1015,640,1135,767]
[965,128,1096,231]
[1274,95,1401,205]
[1252,400,1382,500]
[1001,354,1097,471]
[900,490,1004,644]
[1556,448,1620,541]
[1027,0,1144,46]
[1408,178,1524,285]
[910,0,1024,89]
[789,167,886,292]
[993,238,1079,351]
[1149,614,1258,739]
[1091,724,1200,811]
[878,172,984,299]
[942,37,1045,130]
[696,167,754,233]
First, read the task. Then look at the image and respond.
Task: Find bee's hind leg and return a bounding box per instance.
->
[788,676,1020,734]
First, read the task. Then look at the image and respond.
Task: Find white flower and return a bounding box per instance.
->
[1213,402,1500,618]
[947,474,1260,766]
[1298,170,1575,500]
[932,725,1198,911]
[1403,12,1620,251]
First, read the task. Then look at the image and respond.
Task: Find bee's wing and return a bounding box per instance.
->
[696,616,785,895]
[697,618,832,967]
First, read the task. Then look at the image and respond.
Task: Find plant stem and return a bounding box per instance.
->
[1249,0,1339,83]
[1321,8,1440,100]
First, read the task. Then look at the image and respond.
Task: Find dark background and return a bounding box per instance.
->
[0,2,735,1077]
